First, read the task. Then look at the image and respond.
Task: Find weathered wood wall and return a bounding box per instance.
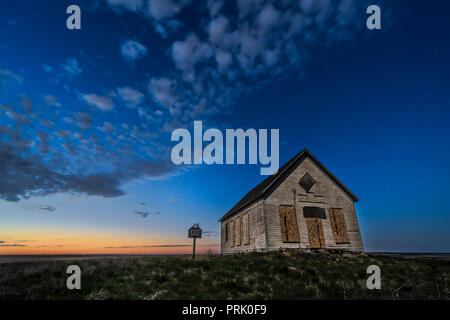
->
[221,199,266,253]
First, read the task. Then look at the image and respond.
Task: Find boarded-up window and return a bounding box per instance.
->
[279,205,300,243]
[225,223,229,242]
[242,214,250,245]
[303,206,326,219]
[235,217,241,246]
[329,208,350,244]
[230,220,235,247]
[306,217,326,249]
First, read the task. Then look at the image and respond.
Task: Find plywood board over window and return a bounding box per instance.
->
[279,205,300,243]
[242,214,250,245]
[235,217,241,246]
[230,220,235,247]
[329,208,350,244]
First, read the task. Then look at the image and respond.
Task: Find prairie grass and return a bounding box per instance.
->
[0,251,448,300]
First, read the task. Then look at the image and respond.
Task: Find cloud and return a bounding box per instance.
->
[134,0,379,127]
[0,0,380,204]
[44,95,61,107]
[134,210,161,218]
[104,0,190,38]
[0,244,27,247]
[39,205,56,212]
[203,230,219,237]
[147,0,191,20]
[0,120,176,201]
[40,119,55,128]
[20,95,35,113]
[60,58,82,79]
[82,94,115,111]
[99,122,116,134]
[258,3,280,32]
[172,34,213,72]
[117,87,144,108]
[35,244,64,248]
[134,211,150,218]
[104,244,190,248]
[42,64,53,73]
[207,15,229,44]
[215,49,233,73]
[121,40,148,62]
[0,68,23,92]
[148,77,180,108]
[105,0,191,20]
[106,0,144,11]
[75,112,92,129]
[0,146,126,201]
[5,110,29,125]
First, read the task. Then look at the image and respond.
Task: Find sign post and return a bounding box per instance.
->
[188,223,202,260]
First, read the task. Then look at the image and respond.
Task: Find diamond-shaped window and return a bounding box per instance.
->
[299,172,316,192]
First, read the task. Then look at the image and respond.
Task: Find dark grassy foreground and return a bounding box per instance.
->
[0,251,448,300]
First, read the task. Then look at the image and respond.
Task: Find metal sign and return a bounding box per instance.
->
[188,223,202,260]
[188,223,202,239]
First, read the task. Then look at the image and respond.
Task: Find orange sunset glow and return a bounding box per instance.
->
[0,226,219,255]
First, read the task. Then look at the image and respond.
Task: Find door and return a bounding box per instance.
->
[306,217,326,249]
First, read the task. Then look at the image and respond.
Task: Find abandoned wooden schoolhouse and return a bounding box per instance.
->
[219,149,364,253]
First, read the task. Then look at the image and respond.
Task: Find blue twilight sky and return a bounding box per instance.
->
[0,0,449,253]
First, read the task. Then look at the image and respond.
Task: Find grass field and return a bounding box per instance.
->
[0,251,448,300]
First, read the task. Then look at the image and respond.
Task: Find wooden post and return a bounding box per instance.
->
[188,223,201,260]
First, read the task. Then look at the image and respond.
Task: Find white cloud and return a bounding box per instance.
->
[5,110,28,124]
[63,117,74,124]
[40,119,55,128]
[148,0,191,20]
[138,107,156,122]
[44,95,61,107]
[121,40,148,62]
[207,0,223,16]
[148,77,180,108]
[82,94,115,111]
[0,68,23,90]
[117,87,145,108]
[75,112,92,129]
[257,3,280,33]
[172,34,213,71]
[106,0,144,11]
[215,49,232,72]
[208,15,228,44]
[101,0,376,127]
[99,122,115,134]
[61,58,82,78]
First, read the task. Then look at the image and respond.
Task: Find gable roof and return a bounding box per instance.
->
[219,148,359,222]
